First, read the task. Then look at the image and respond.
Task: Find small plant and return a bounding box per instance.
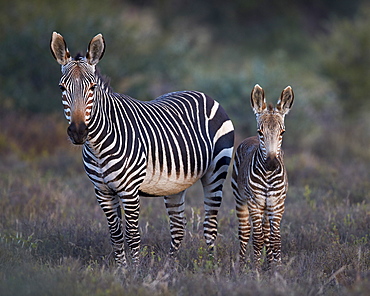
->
[0,232,39,251]
[304,185,316,210]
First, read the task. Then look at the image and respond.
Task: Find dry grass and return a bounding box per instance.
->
[0,112,369,296]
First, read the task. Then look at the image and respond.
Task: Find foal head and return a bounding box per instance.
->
[250,84,294,171]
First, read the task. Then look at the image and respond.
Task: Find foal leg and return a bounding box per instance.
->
[236,200,251,263]
[267,199,285,265]
[250,208,264,270]
[263,211,273,265]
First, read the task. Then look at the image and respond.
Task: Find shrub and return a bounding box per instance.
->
[315,3,370,116]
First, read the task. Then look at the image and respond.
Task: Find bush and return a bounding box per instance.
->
[0,0,202,112]
[315,3,370,116]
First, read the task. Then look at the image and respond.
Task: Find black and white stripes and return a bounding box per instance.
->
[232,84,294,269]
[51,32,234,267]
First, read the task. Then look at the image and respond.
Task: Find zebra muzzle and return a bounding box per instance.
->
[67,121,88,145]
[265,155,279,171]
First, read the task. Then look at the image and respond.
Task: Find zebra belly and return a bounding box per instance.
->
[139,173,200,196]
[139,171,199,196]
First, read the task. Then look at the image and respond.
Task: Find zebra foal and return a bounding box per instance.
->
[50,32,234,267]
[231,84,294,269]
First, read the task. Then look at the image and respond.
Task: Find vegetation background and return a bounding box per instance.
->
[0,0,369,295]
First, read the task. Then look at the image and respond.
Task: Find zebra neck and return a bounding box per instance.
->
[254,148,282,174]
[87,93,137,153]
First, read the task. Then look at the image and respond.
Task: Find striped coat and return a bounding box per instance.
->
[50,32,234,267]
[232,84,293,269]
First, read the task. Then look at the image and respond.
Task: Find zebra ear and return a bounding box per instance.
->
[50,32,71,66]
[250,84,266,114]
[277,86,294,115]
[86,33,105,65]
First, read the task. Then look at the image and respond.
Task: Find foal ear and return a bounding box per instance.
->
[276,86,294,115]
[250,84,266,114]
[86,34,105,66]
[50,32,71,65]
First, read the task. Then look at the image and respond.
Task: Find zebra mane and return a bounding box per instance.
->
[74,52,84,60]
[95,67,112,93]
[268,103,274,111]
[71,53,112,92]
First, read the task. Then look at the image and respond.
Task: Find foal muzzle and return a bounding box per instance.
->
[265,154,279,171]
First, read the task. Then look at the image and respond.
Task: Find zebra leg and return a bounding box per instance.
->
[236,201,251,263]
[201,168,227,252]
[270,216,283,264]
[263,211,273,265]
[232,157,251,264]
[250,208,264,268]
[267,201,285,265]
[164,190,187,255]
[120,193,141,265]
[201,160,230,252]
[200,118,233,252]
[95,188,127,267]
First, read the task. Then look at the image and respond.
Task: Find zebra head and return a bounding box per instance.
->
[251,84,294,171]
[50,32,105,145]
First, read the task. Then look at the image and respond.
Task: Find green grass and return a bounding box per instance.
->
[0,113,369,296]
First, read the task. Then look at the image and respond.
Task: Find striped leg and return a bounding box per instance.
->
[202,196,220,252]
[164,190,186,255]
[95,189,127,267]
[120,193,141,265]
[266,197,285,264]
[201,170,226,251]
[232,155,252,263]
[201,140,232,251]
[271,220,282,263]
[236,201,251,262]
[270,209,285,264]
[263,211,273,264]
[250,208,264,267]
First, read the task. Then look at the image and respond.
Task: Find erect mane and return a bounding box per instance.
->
[268,103,274,111]
[95,67,112,93]
[74,52,85,60]
[72,53,112,92]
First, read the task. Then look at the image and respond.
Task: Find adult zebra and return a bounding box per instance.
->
[232,84,293,270]
[50,32,234,267]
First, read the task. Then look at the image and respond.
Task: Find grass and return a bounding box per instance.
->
[0,112,369,296]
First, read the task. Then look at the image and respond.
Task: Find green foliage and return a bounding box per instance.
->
[131,0,362,55]
[315,3,370,115]
[304,185,316,210]
[0,0,200,112]
[0,0,367,122]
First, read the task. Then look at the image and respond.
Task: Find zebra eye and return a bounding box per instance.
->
[59,85,66,92]
[89,83,97,91]
[257,130,263,137]
[280,130,285,136]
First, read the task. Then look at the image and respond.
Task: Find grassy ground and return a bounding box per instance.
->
[0,113,369,296]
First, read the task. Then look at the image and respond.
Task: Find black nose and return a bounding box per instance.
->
[265,156,279,171]
[67,121,88,145]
